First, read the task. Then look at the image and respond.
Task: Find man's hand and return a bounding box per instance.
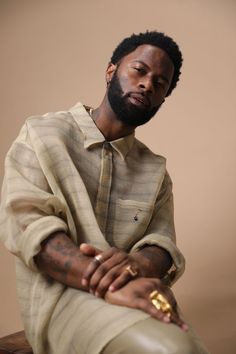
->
[80,244,140,297]
[105,277,188,332]
[80,243,173,298]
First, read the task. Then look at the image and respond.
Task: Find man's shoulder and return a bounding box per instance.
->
[7,104,87,157]
[25,102,89,134]
[23,103,89,144]
[133,137,166,165]
[25,107,75,130]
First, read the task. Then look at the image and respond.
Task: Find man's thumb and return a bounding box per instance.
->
[80,243,100,256]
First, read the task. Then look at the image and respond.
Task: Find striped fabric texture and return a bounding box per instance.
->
[0,102,185,354]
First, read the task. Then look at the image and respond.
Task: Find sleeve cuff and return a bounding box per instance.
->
[18,215,68,272]
[129,233,185,285]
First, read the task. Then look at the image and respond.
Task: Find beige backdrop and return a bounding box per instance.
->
[0,1,235,353]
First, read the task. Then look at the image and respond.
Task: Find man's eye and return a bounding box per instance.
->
[154,80,165,89]
[134,67,145,74]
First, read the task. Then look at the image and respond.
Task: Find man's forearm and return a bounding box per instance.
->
[34,231,91,290]
[35,234,172,292]
[132,245,172,279]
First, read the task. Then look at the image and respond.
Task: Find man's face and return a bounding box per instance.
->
[107,44,174,127]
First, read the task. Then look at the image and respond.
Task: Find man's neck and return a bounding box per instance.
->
[91,95,135,141]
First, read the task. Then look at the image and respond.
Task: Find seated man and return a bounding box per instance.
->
[0,31,209,354]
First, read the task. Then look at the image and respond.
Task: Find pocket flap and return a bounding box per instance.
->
[113,199,154,249]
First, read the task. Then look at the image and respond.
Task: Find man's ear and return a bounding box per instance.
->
[106,63,117,85]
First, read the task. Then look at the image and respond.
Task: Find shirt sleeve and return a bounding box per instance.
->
[130,172,185,285]
[0,124,68,272]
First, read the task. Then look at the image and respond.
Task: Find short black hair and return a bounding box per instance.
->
[110,31,183,96]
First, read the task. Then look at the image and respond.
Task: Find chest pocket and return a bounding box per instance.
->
[113,199,154,250]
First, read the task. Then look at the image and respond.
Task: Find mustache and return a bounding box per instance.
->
[126,92,151,107]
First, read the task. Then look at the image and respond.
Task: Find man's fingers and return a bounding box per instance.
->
[137,298,187,330]
[169,311,189,331]
[144,288,188,331]
[80,243,101,256]
[108,269,135,292]
[82,249,128,290]
[82,252,119,288]
[155,292,188,331]
[92,266,125,297]
[81,253,109,287]
[136,298,171,323]
[89,257,128,295]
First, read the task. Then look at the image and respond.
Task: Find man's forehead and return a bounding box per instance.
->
[120,44,174,73]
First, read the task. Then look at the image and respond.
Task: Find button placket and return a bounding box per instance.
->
[95,142,113,235]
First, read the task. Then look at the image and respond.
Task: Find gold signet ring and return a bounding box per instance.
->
[125,265,138,277]
[149,290,172,314]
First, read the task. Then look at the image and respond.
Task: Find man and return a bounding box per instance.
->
[0,31,208,354]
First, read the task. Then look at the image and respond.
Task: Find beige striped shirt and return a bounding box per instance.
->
[0,102,185,354]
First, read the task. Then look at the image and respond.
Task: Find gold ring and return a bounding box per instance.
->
[150,290,172,315]
[125,265,138,277]
[94,254,103,264]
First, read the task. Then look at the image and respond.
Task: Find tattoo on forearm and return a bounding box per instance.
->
[35,233,87,284]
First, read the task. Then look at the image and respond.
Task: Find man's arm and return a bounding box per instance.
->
[34,231,171,293]
[34,232,97,291]
[34,234,186,330]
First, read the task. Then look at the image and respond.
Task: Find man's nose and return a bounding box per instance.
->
[138,77,153,93]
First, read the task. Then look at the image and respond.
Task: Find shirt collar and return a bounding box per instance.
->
[110,135,134,160]
[70,102,135,160]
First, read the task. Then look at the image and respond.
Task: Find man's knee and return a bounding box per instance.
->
[157,327,197,354]
[102,319,198,354]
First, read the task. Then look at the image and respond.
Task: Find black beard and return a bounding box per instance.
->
[107,71,161,127]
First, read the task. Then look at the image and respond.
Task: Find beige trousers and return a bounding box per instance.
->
[102,317,210,354]
[47,288,209,354]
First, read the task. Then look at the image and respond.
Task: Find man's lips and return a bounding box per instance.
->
[128,93,150,107]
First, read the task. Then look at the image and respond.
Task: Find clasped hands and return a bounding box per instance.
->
[80,243,188,331]
[81,243,139,297]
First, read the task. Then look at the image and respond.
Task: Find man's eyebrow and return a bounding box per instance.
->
[132,60,170,84]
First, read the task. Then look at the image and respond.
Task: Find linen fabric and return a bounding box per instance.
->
[102,316,210,354]
[0,102,185,354]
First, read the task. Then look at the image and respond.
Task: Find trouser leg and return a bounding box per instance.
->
[102,317,209,354]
